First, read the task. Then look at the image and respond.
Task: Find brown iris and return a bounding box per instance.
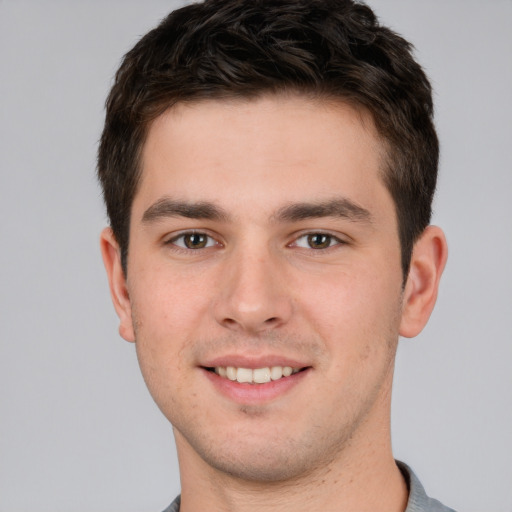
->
[307,233,332,249]
[183,233,209,249]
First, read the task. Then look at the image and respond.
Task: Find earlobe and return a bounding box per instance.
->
[100,228,136,342]
[399,226,448,338]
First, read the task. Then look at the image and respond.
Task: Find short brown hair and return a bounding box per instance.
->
[98,0,438,278]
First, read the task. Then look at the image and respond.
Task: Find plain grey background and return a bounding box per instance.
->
[1,1,511,511]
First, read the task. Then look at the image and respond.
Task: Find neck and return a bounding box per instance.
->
[179,448,407,512]
[175,390,408,512]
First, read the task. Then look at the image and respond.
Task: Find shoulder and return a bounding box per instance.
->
[398,461,458,512]
[161,495,181,512]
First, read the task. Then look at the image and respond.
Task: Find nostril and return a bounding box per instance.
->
[218,312,287,332]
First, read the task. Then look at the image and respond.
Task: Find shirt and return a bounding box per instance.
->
[161,461,456,512]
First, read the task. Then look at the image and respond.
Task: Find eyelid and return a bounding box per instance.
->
[162,229,348,251]
[289,231,348,249]
[164,230,222,250]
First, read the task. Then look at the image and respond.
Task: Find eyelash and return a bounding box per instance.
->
[164,230,346,253]
[165,231,220,251]
[290,232,345,250]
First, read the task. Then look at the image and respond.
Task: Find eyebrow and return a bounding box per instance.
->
[141,196,372,225]
[142,198,230,223]
[273,198,372,224]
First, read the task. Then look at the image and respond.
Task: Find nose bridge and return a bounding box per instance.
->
[214,239,292,332]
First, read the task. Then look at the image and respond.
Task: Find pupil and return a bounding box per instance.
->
[308,234,330,249]
[185,233,207,249]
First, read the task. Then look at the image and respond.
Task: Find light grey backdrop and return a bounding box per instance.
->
[1,1,511,511]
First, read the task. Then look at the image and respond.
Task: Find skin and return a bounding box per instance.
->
[101,94,447,512]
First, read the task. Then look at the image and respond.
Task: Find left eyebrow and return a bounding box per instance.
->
[272,198,373,224]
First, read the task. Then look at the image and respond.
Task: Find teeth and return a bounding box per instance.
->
[214,366,300,384]
[236,367,253,383]
[270,366,283,380]
[253,367,271,383]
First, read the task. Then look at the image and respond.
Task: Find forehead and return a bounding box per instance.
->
[135,93,390,220]
[144,93,382,159]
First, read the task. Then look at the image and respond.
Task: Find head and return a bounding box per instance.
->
[98,0,438,279]
[98,0,447,487]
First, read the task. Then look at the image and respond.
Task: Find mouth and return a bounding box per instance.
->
[201,361,311,404]
[205,365,306,384]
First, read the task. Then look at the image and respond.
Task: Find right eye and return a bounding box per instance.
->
[167,232,217,250]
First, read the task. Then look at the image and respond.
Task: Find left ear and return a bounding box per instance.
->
[399,225,448,338]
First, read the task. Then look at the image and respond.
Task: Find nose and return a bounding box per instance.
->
[213,248,293,334]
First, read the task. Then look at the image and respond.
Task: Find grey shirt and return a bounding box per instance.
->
[162,461,456,512]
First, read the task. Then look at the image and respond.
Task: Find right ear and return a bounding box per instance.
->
[100,228,135,342]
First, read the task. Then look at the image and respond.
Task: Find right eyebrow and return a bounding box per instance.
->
[141,198,230,223]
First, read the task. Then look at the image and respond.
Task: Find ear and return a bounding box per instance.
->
[100,228,135,342]
[399,225,448,338]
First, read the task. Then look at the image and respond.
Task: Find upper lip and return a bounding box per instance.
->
[200,354,310,370]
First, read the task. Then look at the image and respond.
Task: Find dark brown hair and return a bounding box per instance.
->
[98,0,438,277]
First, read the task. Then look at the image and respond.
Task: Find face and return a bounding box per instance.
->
[105,95,411,482]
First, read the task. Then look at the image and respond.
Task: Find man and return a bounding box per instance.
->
[98,0,452,510]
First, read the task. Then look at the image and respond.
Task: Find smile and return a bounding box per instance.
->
[202,363,311,403]
[212,366,302,384]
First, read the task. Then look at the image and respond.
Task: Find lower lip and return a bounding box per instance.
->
[202,368,310,404]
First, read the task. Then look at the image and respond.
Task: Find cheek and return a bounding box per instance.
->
[128,274,190,380]
[298,264,402,355]
[130,285,195,421]
[130,264,212,334]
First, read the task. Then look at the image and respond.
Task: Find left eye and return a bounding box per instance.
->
[170,232,217,250]
[293,233,342,250]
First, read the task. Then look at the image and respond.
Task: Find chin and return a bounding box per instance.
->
[179,424,344,484]
[202,448,315,483]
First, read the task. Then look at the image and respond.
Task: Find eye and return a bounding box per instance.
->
[293,233,343,250]
[168,232,217,250]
